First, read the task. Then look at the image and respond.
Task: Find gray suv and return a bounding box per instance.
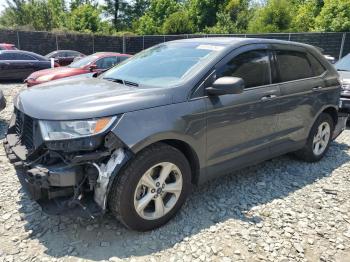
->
[4,38,346,231]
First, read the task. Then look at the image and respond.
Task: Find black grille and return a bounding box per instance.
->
[14,109,35,151]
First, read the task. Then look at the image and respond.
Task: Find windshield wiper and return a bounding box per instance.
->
[337,69,350,72]
[103,77,139,87]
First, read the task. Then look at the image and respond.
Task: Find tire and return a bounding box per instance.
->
[108,143,192,231]
[294,113,334,162]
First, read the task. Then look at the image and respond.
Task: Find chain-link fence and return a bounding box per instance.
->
[0,30,348,59]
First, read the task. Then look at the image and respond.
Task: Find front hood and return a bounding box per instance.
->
[15,78,173,120]
[28,67,84,79]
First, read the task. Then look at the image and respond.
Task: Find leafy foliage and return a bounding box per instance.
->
[0,0,348,34]
[248,0,294,33]
[315,0,350,32]
[162,10,195,34]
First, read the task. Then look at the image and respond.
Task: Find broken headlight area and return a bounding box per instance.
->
[4,110,130,218]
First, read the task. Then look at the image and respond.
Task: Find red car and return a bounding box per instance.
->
[25,52,131,87]
[0,43,17,50]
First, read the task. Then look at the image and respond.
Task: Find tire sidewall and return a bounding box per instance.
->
[113,146,191,231]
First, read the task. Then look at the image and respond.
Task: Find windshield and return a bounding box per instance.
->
[69,55,97,68]
[335,54,350,71]
[101,42,226,87]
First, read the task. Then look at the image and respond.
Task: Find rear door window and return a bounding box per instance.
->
[216,50,271,88]
[0,53,34,60]
[275,50,313,82]
[0,53,15,60]
[14,53,36,60]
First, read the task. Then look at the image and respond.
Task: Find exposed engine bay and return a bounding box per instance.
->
[4,109,131,218]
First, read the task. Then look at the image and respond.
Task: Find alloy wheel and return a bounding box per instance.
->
[312,121,331,156]
[133,162,183,220]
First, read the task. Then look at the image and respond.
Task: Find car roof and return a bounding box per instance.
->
[170,37,315,50]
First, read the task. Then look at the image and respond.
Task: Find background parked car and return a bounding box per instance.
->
[0,50,59,81]
[25,52,131,86]
[335,53,350,112]
[0,90,6,111]
[0,43,17,50]
[45,50,85,66]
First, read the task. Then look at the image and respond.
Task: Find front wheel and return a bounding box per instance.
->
[108,143,191,231]
[295,113,334,162]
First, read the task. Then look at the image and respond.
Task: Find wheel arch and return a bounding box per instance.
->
[159,139,201,185]
[131,138,201,185]
[310,105,338,130]
[322,106,338,126]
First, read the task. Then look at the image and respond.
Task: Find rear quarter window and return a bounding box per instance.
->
[308,54,326,76]
[275,50,313,82]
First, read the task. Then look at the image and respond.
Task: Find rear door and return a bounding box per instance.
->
[205,44,281,179]
[270,44,328,153]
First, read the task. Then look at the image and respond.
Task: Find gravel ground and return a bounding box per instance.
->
[1,83,350,262]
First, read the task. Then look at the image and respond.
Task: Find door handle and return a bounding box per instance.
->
[313,86,323,91]
[261,94,277,101]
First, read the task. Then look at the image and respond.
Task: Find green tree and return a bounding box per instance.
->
[136,0,179,34]
[67,3,103,32]
[205,0,252,33]
[70,0,97,10]
[248,0,294,33]
[292,0,324,32]
[187,0,226,31]
[314,0,350,32]
[162,10,195,34]
[104,0,130,30]
[134,14,157,34]
[204,11,235,33]
[0,0,66,31]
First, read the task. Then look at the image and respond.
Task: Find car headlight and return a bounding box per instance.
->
[36,74,55,82]
[39,117,117,141]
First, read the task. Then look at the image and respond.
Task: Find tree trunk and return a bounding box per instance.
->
[114,0,119,29]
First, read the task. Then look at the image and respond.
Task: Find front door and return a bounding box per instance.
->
[205,45,281,179]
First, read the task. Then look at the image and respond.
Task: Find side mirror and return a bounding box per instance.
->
[89,64,97,71]
[206,77,244,96]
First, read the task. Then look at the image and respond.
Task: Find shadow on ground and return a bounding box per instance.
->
[14,136,350,261]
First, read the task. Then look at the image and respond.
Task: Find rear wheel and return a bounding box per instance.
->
[295,113,334,162]
[108,143,191,231]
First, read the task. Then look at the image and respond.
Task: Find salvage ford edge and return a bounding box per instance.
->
[4,38,347,231]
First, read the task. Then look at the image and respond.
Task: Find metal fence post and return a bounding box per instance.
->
[339,32,346,59]
[142,36,145,50]
[16,31,20,49]
[55,34,58,50]
[122,36,126,53]
[288,33,291,41]
[92,34,95,53]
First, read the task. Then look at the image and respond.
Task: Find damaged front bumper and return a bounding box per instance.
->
[4,112,131,218]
